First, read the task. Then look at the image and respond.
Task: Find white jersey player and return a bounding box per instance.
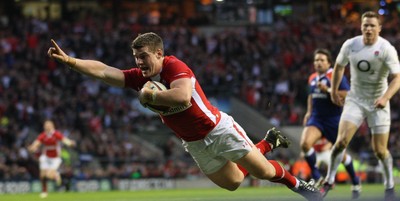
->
[321,11,400,201]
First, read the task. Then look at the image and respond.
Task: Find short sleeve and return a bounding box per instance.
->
[336,39,351,67]
[384,45,400,74]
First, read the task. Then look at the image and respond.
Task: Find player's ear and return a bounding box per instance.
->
[156,49,163,59]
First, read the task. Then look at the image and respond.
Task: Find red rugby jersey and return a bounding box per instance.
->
[37,131,64,158]
[123,55,221,141]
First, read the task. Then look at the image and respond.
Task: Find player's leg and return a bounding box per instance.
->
[38,155,48,198]
[300,126,323,180]
[371,130,395,201]
[342,153,361,198]
[321,120,358,196]
[233,147,322,201]
[39,169,48,198]
[238,127,291,176]
[47,157,63,186]
[206,160,246,191]
[322,98,364,197]
[47,169,62,186]
[368,104,395,201]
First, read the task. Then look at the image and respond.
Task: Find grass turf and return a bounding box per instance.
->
[1,184,399,201]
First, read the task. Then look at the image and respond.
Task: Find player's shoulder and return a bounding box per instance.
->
[53,130,64,137]
[163,55,190,70]
[37,132,46,139]
[344,36,362,46]
[325,68,334,78]
[377,37,396,50]
[308,72,318,83]
[164,55,181,65]
[162,55,193,79]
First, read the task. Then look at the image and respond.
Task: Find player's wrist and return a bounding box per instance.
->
[66,56,77,68]
[151,90,157,103]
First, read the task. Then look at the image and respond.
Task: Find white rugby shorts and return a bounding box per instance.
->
[182,112,253,174]
[341,95,391,134]
[39,155,62,170]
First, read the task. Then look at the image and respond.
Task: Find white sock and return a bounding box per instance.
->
[326,146,345,184]
[379,153,394,189]
[343,154,352,166]
[305,147,315,156]
[295,178,300,189]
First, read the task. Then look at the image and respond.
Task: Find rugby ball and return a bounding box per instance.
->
[143,81,170,113]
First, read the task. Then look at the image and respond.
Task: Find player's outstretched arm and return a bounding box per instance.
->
[48,39,125,87]
[28,140,41,153]
[62,137,76,147]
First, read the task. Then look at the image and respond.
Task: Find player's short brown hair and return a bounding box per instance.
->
[361,11,381,25]
[131,32,164,53]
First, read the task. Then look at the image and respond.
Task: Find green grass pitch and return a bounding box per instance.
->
[1,184,399,201]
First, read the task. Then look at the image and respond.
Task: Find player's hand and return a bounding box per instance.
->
[317,82,329,93]
[330,91,344,106]
[47,39,75,66]
[374,96,388,109]
[138,86,154,106]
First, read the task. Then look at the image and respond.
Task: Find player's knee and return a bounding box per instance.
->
[332,145,345,155]
[222,181,241,191]
[335,140,348,151]
[374,150,387,160]
[300,142,312,153]
[47,171,56,179]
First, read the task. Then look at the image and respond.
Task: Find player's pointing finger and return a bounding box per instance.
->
[50,39,61,51]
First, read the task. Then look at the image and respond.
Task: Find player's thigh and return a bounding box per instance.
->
[371,133,389,154]
[39,155,51,170]
[39,169,48,178]
[340,97,365,128]
[336,120,359,146]
[234,146,275,179]
[206,160,245,189]
[47,169,60,178]
[48,157,62,170]
[300,126,322,150]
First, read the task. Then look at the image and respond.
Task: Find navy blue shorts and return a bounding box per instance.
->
[306,116,340,143]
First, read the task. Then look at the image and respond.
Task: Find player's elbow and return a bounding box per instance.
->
[177,96,191,106]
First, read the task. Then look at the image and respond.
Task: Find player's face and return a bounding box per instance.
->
[313,53,330,74]
[133,46,163,78]
[361,17,381,45]
[44,121,55,134]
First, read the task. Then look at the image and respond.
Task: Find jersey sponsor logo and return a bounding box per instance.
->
[357,60,371,72]
[312,93,328,99]
[160,103,192,116]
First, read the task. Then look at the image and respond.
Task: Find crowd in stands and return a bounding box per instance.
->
[1,6,400,182]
